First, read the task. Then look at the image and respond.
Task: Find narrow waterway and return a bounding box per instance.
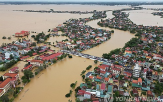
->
[14,56,98,102]
[83,11,135,57]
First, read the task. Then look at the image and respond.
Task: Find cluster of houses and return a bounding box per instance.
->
[22,52,63,71]
[24,9,95,14]
[0,50,63,97]
[76,49,163,102]
[0,39,32,62]
[152,12,163,18]
[98,10,163,40]
[0,33,64,97]
[52,11,112,52]
[0,66,20,97]
[75,10,163,102]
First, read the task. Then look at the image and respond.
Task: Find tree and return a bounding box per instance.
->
[8,37,11,40]
[0,94,9,102]
[102,48,121,59]
[10,54,14,60]
[0,76,3,81]
[2,36,6,39]
[53,59,57,63]
[86,65,92,70]
[68,55,72,58]
[82,75,85,80]
[111,30,114,33]
[70,81,77,89]
[65,90,73,98]
[94,60,98,64]
[22,70,34,83]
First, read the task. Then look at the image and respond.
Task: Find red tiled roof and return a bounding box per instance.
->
[98,65,106,70]
[112,68,121,71]
[124,72,132,76]
[147,90,152,95]
[78,90,85,95]
[115,65,123,68]
[138,78,142,83]
[100,70,106,74]
[24,48,31,51]
[89,76,94,79]
[101,83,105,90]
[104,78,109,81]
[32,53,37,56]
[132,80,138,84]
[20,31,29,34]
[155,71,158,75]
[0,89,3,93]
[10,67,18,72]
[20,56,30,60]
[3,73,18,78]
[42,53,62,61]
[23,64,32,70]
[96,76,101,79]
[30,60,43,64]
[101,64,109,67]
[11,77,16,81]
[0,78,11,88]
[125,50,132,54]
[84,92,91,95]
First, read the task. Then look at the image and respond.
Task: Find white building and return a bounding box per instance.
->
[133,64,141,77]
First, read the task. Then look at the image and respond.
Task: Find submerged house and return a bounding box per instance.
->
[15,31,30,37]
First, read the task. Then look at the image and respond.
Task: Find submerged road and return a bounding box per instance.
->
[61,50,114,64]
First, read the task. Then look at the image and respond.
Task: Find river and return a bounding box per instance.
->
[0,4,137,102]
[83,11,135,57]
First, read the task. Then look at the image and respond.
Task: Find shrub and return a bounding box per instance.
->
[2,36,6,39]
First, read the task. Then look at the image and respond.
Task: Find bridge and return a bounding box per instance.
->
[61,50,113,64]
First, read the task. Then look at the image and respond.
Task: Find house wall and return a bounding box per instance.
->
[0,90,5,97]
[0,82,11,97]
[112,70,120,74]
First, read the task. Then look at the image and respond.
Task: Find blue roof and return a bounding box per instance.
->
[100,90,104,95]
[107,85,113,94]
[100,95,105,98]
[104,72,110,78]
[95,79,100,82]
[116,74,119,78]
[86,72,92,77]
[142,87,150,91]
[96,84,100,90]
[80,83,87,88]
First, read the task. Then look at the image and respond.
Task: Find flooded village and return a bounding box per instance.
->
[0,3,163,102]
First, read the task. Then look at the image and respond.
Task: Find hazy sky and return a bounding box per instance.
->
[0,0,163,2]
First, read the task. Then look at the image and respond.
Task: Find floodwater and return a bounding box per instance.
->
[140,5,163,9]
[0,4,137,102]
[14,56,98,102]
[83,13,135,57]
[124,10,163,26]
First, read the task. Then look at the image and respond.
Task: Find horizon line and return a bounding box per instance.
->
[0,1,163,2]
